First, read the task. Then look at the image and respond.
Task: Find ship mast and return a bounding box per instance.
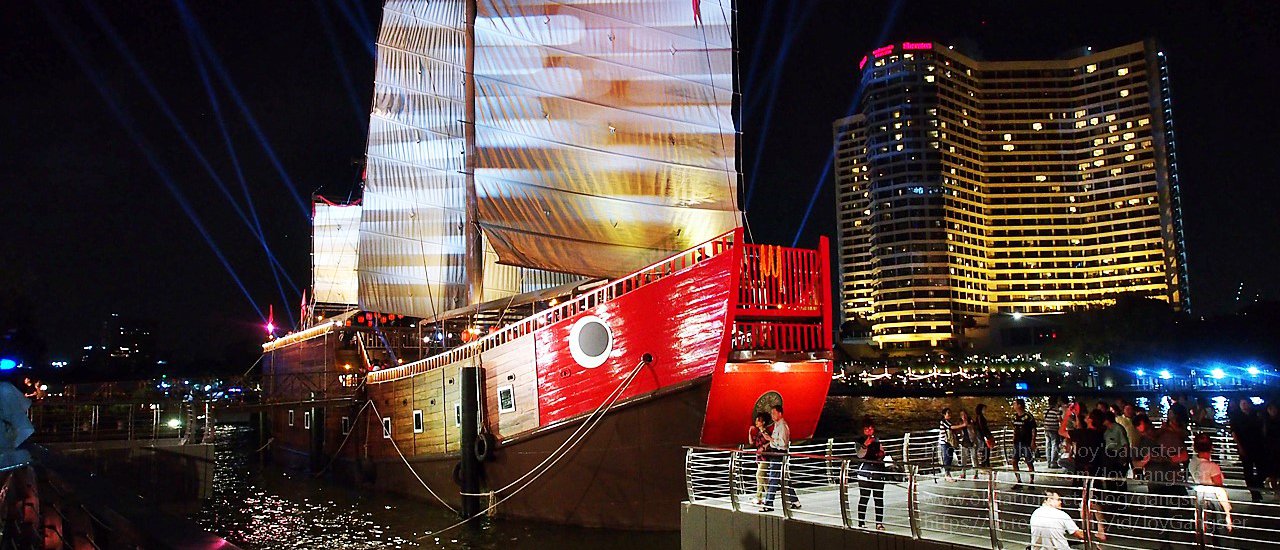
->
[463,0,483,307]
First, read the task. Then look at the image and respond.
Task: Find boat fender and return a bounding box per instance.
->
[452,462,464,487]
[474,432,496,462]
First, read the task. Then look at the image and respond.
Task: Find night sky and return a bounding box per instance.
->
[2,1,1277,362]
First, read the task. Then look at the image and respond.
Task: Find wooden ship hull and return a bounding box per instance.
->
[261,229,833,529]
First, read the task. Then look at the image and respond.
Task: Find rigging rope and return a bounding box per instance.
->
[252,437,274,454]
[368,400,459,514]
[418,356,650,539]
[698,2,741,232]
[311,400,370,477]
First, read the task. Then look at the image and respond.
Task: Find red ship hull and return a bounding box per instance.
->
[262,229,833,529]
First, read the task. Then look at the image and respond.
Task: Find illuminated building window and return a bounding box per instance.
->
[1002,144,1015,151]
[1124,143,1136,151]
[925,74,935,82]
[1093,138,1104,146]
[1138,118,1150,126]
[1003,133,1012,141]
[896,144,904,151]
[1119,89,1130,98]
[1105,114,1117,122]
[1085,64,1097,73]
[1032,122,1043,130]
[1075,121,1087,129]
[1093,149,1103,157]
[1124,154,1135,162]
[1122,132,1135,140]
[1117,67,1130,76]
[1035,175,1048,182]
[1089,117,1099,125]
[1093,159,1105,167]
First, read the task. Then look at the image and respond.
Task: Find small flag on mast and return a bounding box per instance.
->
[266,304,276,336]
[692,0,702,26]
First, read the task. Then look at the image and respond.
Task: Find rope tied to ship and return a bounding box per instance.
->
[369,400,460,514]
[252,437,274,454]
[311,400,370,478]
[419,354,653,539]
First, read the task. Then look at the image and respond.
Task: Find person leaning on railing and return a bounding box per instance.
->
[1189,433,1234,535]
[759,405,798,512]
[748,412,771,506]
[854,415,886,531]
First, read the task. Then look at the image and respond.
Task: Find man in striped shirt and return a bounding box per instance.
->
[938,408,957,479]
[1044,397,1064,468]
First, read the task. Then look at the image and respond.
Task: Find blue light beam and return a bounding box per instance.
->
[37,2,266,322]
[84,0,297,328]
[789,0,904,246]
[173,0,311,218]
[314,0,367,120]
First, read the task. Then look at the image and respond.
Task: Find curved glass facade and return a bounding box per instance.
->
[835,41,1190,351]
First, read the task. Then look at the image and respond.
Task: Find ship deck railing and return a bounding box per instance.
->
[367,228,829,384]
[686,443,1280,550]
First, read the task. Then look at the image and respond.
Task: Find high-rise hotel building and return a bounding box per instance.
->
[834,40,1189,351]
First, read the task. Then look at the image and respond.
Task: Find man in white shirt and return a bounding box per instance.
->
[1029,492,1084,549]
[760,405,798,511]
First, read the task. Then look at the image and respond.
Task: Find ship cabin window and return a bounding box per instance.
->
[413,410,424,434]
[288,410,295,427]
[455,403,462,427]
[498,385,517,413]
[341,416,351,435]
[382,417,392,439]
[304,411,312,430]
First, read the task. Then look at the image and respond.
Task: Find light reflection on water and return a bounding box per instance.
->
[194,425,677,549]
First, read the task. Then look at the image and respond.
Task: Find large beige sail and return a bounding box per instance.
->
[358,0,740,316]
[473,0,741,277]
[311,201,361,306]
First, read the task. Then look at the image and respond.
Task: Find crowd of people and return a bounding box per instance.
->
[738,394,1280,546]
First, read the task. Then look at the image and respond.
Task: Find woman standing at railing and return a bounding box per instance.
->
[748,412,771,506]
[973,404,994,468]
[957,410,978,479]
[855,416,886,531]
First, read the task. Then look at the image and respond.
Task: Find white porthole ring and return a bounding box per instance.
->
[568,315,613,369]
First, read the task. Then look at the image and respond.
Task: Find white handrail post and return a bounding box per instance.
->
[1194,489,1206,549]
[838,460,852,529]
[908,464,921,539]
[729,450,740,512]
[781,454,793,520]
[826,437,835,483]
[684,448,695,502]
[1082,478,1094,548]
[903,432,912,463]
[987,468,1002,549]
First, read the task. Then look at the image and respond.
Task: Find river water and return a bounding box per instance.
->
[191,425,677,549]
[192,392,1249,548]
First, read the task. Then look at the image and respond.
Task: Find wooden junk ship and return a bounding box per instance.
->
[260,0,833,530]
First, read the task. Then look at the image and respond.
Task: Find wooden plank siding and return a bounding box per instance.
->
[481,333,540,440]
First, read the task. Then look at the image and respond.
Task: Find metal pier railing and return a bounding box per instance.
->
[686,445,1280,550]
